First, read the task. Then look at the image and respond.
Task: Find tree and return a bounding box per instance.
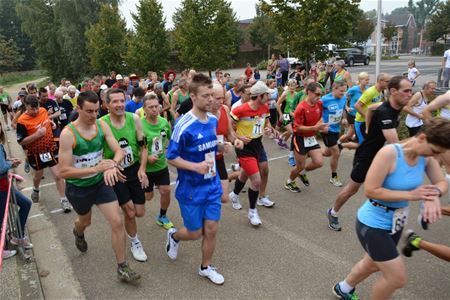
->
[408,0,441,48]
[262,0,360,63]
[247,1,280,59]
[426,1,450,42]
[126,0,169,75]
[173,0,240,75]
[349,9,375,45]
[85,4,128,75]
[364,9,377,20]
[0,36,24,73]
[0,0,35,70]
[383,23,397,54]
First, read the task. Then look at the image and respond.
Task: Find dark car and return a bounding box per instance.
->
[335,48,370,67]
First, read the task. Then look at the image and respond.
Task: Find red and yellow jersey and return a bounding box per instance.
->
[16,108,55,154]
[230,102,269,139]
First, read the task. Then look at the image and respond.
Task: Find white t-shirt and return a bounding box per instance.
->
[408,67,418,81]
[444,49,450,68]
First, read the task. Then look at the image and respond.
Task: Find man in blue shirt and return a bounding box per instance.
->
[125,87,145,113]
[321,80,347,187]
[165,73,229,285]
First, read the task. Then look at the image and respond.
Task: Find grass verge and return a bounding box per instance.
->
[0,70,47,87]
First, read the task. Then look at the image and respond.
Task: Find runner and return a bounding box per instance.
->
[0,86,12,130]
[101,88,150,262]
[125,87,145,113]
[54,89,73,130]
[229,81,277,225]
[225,83,244,107]
[165,73,225,285]
[276,79,297,149]
[141,93,174,230]
[333,60,353,88]
[320,80,347,187]
[354,73,390,144]
[404,80,436,137]
[327,76,412,231]
[285,82,326,193]
[267,79,279,126]
[58,91,140,282]
[16,95,70,212]
[170,79,190,113]
[333,117,448,300]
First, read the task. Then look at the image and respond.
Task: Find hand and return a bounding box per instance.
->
[239,135,252,145]
[316,122,328,132]
[223,141,233,154]
[11,158,22,168]
[410,185,441,201]
[147,154,159,164]
[51,121,57,130]
[103,168,126,186]
[233,139,244,150]
[138,168,149,189]
[194,161,211,175]
[37,126,47,137]
[264,126,274,136]
[422,198,442,224]
[94,159,117,173]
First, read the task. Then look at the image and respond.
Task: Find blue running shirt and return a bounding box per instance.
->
[346,85,366,117]
[321,93,347,133]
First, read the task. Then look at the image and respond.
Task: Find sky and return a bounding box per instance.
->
[119,0,410,30]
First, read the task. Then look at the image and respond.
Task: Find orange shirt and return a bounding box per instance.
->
[17,108,55,154]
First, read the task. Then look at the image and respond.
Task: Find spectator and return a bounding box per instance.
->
[267,54,278,79]
[443,46,450,87]
[254,68,261,81]
[278,53,290,86]
[245,63,253,81]
[125,87,146,113]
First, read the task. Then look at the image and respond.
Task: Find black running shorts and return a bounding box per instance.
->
[144,167,171,193]
[113,163,145,205]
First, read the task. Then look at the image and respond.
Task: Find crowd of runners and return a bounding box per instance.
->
[1,55,450,299]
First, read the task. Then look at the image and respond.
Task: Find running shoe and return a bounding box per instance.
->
[284,180,301,193]
[166,228,179,260]
[277,139,289,150]
[199,265,225,285]
[130,240,147,262]
[330,176,343,187]
[2,250,17,260]
[156,215,174,229]
[117,263,141,283]
[31,190,39,203]
[61,198,72,213]
[327,208,342,231]
[257,196,274,207]
[229,192,242,210]
[417,214,429,230]
[332,283,359,300]
[299,173,310,186]
[402,230,421,258]
[288,156,296,167]
[248,209,262,226]
[24,161,30,174]
[10,236,34,249]
[73,228,88,252]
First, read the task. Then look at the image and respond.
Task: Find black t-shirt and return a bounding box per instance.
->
[177,97,193,116]
[41,100,60,115]
[57,99,73,128]
[105,78,116,88]
[355,100,400,160]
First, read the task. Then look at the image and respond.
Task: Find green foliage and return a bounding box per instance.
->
[173,0,240,72]
[430,43,446,56]
[0,36,24,73]
[349,9,375,45]
[364,9,377,20]
[408,0,440,30]
[262,0,360,63]
[256,60,268,70]
[85,4,128,75]
[426,1,450,42]
[248,1,279,55]
[126,0,169,75]
[0,0,35,70]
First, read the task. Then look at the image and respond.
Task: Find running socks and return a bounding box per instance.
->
[332,172,337,178]
[248,188,259,209]
[339,280,354,294]
[160,208,167,217]
[233,179,245,195]
[128,234,139,244]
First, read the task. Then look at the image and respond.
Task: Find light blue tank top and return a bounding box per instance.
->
[357,144,425,230]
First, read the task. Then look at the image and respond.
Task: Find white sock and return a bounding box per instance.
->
[300,170,306,175]
[249,208,256,214]
[289,151,294,158]
[330,208,338,217]
[287,178,293,184]
[339,280,354,293]
[128,234,139,244]
[446,174,450,198]
[60,197,67,202]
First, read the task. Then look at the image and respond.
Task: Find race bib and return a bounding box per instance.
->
[204,151,216,180]
[217,135,224,144]
[283,114,291,122]
[304,136,318,147]
[252,117,265,137]
[60,113,67,120]
[121,146,134,168]
[151,136,162,155]
[39,152,52,163]
[328,110,343,124]
[391,207,409,235]
[73,150,103,179]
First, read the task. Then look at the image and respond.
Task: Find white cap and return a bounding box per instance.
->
[116,74,123,80]
[100,84,108,90]
[250,81,273,96]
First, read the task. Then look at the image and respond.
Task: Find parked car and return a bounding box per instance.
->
[411,48,423,55]
[334,48,370,67]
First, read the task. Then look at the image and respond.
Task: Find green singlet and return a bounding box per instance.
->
[141,115,172,173]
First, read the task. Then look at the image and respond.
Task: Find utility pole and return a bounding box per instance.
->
[376,0,382,78]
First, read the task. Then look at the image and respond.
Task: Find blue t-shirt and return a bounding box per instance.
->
[357,144,426,230]
[125,100,143,113]
[347,85,366,116]
[321,93,346,133]
[166,112,222,204]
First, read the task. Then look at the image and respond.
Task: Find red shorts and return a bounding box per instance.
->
[238,156,259,176]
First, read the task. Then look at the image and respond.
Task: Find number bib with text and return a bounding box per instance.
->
[304,136,318,147]
[39,152,52,163]
[391,207,409,235]
[204,151,216,179]
[121,146,134,168]
[252,117,265,138]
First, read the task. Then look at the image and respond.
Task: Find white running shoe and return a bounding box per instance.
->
[248,209,262,226]
[130,240,148,262]
[166,228,179,260]
[229,192,242,210]
[257,196,274,207]
[198,265,225,285]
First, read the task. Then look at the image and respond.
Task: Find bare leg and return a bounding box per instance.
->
[49,165,66,198]
[201,220,218,267]
[370,257,407,300]
[344,253,379,287]
[258,161,269,198]
[333,179,362,212]
[74,210,92,235]
[419,240,450,262]
[97,201,126,263]
[121,201,137,237]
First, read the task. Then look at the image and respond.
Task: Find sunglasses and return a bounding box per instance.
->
[314,92,322,96]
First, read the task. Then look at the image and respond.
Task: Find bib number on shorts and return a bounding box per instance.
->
[39,152,52,163]
[304,136,318,147]
[252,117,265,137]
[121,146,134,168]
[391,207,409,235]
[151,136,162,155]
[204,151,216,180]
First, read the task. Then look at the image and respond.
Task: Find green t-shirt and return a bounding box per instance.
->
[354,86,384,122]
[142,115,172,173]
[0,91,10,105]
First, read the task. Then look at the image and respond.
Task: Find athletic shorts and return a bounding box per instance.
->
[0,105,11,114]
[178,199,221,231]
[216,156,228,180]
[66,180,118,216]
[259,147,268,162]
[407,126,421,137]
[346,113,355,125]
[350,156,372,183]
[356,219,402,262]
[321,132,339,148]
[144,167,170,193]
[354,121,366,145]
[28,150,58,171]
[293,135,321,155]
[239,156,259,176]
[113,163,145,205]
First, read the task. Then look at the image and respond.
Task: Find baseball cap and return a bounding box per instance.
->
[100,84,108,90]
[250,81,273,96]
[18,90,27,97]
[129,73,139,79]
[116,74,123,80]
